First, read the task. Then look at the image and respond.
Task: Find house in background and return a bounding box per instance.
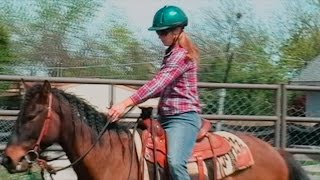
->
[290,55,320,117]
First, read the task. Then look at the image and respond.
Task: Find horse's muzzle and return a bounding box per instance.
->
[0,154,30,173]
[0,154,12,167]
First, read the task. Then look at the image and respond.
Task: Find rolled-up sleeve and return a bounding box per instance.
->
[130,49,190,105]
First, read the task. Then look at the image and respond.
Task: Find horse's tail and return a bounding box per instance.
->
[278,150,310,180]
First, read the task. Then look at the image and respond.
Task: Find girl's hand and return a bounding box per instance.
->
[107,103,127,122]
[106,98,134,122]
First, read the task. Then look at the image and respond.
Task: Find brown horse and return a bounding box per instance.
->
[0,81,310,180]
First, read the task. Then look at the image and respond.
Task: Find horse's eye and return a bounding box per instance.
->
[24,111,40,121]
[27,115,36,120]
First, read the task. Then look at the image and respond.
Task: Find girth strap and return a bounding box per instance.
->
[207,133,217,180]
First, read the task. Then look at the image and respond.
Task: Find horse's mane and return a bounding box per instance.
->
[21,84,129,135]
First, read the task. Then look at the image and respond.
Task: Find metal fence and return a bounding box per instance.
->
[1,75,320,176]
[0,75,320,176]
[0,75,320,152]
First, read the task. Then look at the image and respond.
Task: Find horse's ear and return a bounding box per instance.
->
[42,80,52,95]
[21,79,33,90]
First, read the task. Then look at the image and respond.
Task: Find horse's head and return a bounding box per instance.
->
[1,80,61,173]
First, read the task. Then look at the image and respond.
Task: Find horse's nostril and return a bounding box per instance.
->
[1,155,11,165]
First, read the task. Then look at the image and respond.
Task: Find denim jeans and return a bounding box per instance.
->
[159,111,201,180]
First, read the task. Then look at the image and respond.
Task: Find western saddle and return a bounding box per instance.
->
[138,107,232,180]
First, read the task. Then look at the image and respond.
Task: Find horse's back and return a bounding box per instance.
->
[230,133,289,180]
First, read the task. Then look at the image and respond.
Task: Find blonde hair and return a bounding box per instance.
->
[177,31,200,62]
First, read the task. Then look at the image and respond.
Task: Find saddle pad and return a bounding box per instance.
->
[214,131,254,179]
[130,130,149,180]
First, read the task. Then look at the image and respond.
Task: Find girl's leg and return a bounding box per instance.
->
[160,112,201,180]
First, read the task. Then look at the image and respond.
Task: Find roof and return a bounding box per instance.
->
[290,55,320,85]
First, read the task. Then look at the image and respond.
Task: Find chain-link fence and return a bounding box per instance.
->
[1,77,320,147]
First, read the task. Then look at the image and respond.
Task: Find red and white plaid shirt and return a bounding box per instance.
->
[130,46,201,116]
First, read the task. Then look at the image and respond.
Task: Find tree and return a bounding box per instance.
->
[0,0,101,76]
[279,0,320,78]
[101,24,156,80]
[0,25,11,74]
[193,0,284,84]
[1,0,158,79]
[192,0,285,116]
[62,24,157,80]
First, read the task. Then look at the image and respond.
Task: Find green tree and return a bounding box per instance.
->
[193,0,283,116]
[102,24,156,80]
[279,0,320,78]
[0,25,11,74]
[0,0,101,76]
[1,0,157,79]
[193,0,284,84]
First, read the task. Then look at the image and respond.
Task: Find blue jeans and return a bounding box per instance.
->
[159,111,201,180]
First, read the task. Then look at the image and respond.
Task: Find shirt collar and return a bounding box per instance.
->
[164,45,181,57]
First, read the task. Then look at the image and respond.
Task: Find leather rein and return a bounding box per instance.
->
[24,93,112,178]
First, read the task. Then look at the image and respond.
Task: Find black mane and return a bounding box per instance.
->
[21,84,128,134]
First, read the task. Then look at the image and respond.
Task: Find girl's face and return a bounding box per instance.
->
[156,29,177,46]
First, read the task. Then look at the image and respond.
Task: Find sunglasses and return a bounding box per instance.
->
[156,29,171,36]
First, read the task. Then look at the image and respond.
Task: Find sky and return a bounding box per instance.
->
[99,0,285,31]
[3,0,288,39]
[86,0,287,42]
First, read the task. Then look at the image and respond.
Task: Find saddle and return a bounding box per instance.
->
[137,107,254,180]
[140,118,231,167]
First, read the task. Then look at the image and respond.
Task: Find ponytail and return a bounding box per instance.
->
[177,31,200,63]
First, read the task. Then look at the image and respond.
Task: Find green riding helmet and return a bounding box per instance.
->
[148,5,188,31]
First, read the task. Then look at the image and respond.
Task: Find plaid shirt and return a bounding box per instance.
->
[130,46,201,116]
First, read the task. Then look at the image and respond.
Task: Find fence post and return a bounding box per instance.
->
[280,84,287,149]
[110,84,114,107]
[274,85,282,148]
[216,88,226,131]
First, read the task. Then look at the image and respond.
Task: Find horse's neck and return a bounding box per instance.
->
[60,121,104,160]
[56,102,106,158]
[59,119,111,178]
[51,96,137,178]
[59,118,136,179]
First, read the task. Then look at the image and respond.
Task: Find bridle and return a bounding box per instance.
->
[23,91,138,180]
[25,93,53,163]
[24,92,112,179]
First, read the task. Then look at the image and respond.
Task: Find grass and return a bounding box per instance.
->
[300,161,320,176]
[300,160,320,166]
[0,166,42,180]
